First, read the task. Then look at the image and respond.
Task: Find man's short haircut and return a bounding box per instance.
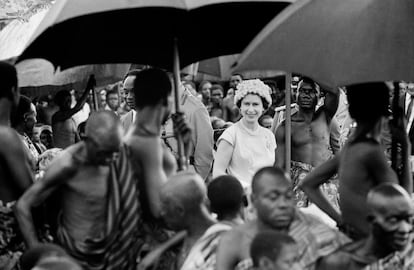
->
[367,183,411,214]
[250,231,296,267]
[0,61,18,100]
[211,84,224,93]
[123,69,141,83]
[207,175,246,217]
[105,89,118,99]
[231,73,244,80]
[11,95,32,127]
[133,68,172,109]
[252,166,289,194]
[347,82,390,123]
[53,90,71,108]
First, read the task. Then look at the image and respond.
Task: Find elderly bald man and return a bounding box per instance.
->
[16,111,142,270]
[317,183,414,270]
[139,171,231,270]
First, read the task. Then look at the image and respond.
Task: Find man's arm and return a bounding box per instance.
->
[15,153,75,248]
[128,136,167,219]
[212,140,234,179]
[216,231,242,270]
[365,144,400,186]
[0,129,33,193]
[330,118,341,154]
[188,107,214,180]
[53,76,95,122]
[321,87,339,120]
[298,155,342,224]
[274,124,285,169]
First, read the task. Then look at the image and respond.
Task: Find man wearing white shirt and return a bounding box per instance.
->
[120,70,139,132]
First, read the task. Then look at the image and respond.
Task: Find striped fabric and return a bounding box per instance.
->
[57,144,144,270]
[180,223,231,270]
[364,240,414,270]
[234,210,350,270]
[290,210,351,270]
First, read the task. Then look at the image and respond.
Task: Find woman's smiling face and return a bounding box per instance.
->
[240,94,264,123]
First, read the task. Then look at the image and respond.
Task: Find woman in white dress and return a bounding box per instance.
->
[213,79,277,190]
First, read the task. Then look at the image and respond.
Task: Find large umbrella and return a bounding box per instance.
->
[234,0,414,88]
[17,0,293,169]
[196,54,284,80]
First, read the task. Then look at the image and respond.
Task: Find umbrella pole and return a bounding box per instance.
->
[285,73,292,175]
[391,82,400,172]
[173,38,188,171]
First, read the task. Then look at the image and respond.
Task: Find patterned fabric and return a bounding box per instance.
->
[180,223,231,270]
[364,241,414,270]
[234,210,350,270]
[0,201,25,270]
[291,160,340,210]
[290,210,350,270]
[57,144,144,270]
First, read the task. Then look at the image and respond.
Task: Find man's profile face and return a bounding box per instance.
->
[252,173,295,230]
[230,75,242,89]
[123,75,136,110]
[297,82,318,110]
[372,196,414,251]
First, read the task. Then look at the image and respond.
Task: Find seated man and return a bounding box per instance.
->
[250,231,300,270]
[317,183,414,270]
[207,175,247,226]
[216,167,349,270]
[139,171,231,270]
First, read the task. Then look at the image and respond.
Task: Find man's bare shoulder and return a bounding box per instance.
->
[0,126,20,143]
[316,241,367,270]
[221,222,256,244]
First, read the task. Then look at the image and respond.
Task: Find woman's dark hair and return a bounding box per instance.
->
[347,82,390,123]
[346,82,390,142]
[236,94,269,110]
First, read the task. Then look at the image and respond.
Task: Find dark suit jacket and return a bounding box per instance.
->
[400,93,414,154]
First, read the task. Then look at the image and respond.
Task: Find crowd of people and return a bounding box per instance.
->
[1,60,414,270]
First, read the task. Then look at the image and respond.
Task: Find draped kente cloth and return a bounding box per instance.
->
[57,144,145,270]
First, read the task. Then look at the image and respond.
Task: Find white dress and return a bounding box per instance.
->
[217,120,276,188]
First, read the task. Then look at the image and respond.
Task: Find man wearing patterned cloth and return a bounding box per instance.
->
[317,183,414,270]
[216,167,349,270]
[275,77,340,209]
[0,62,33,270]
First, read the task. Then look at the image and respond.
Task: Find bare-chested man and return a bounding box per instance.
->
[0,61,33,269]
[275,77,339,208]
[15,111,132,269]
[317,183,414,270]
[216,167,349,270]
[299,83,412,240]
[52,77,93,149]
